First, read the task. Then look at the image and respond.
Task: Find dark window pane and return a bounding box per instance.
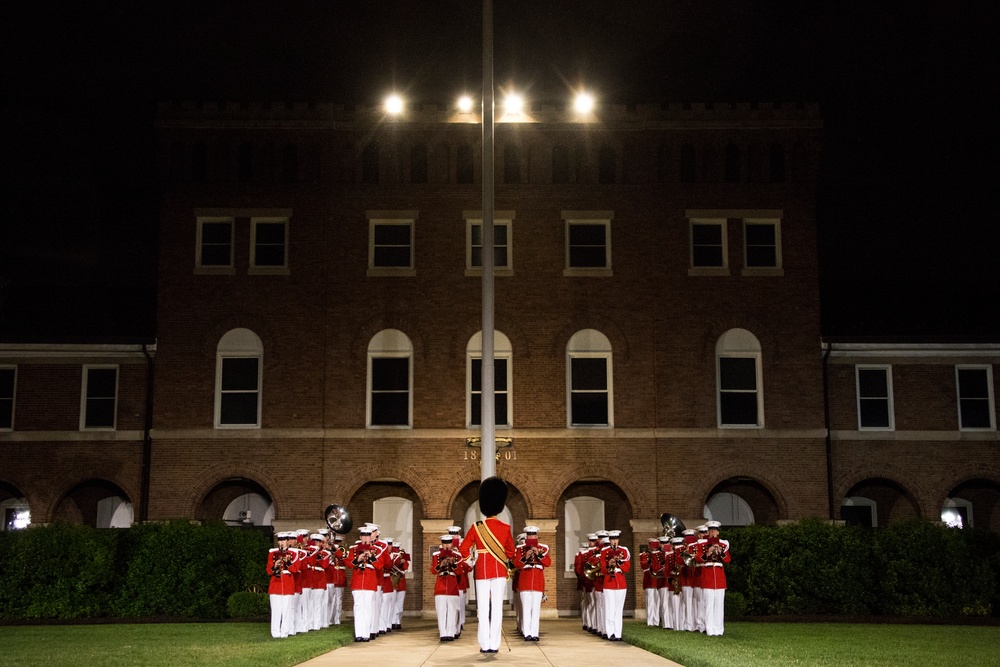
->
[0,399,11,429]
[374,247,411,267]
[958,369,989,398]
[0,369,15,396]
[471,246,483,267]
[202,222,231,244]
[471,358,482,392]
[840,505,873,528]
[201,244,231,266]
[960,400,991,429]
[85,398,116,428]
[494,359,508,391]
[87,368,117,398]
[572,393,608,425]
[471,396,481,426]
[859,399,890,428]
[494,225,508,245]
[720,358,756,391]
[572,358,607,391]
[692,246,723,267]
[494,247,508,267]
[720,392,758,425]
[374,224,411,245]
[372,393,408,425]
[570,224,606,246]
[471,225,483,246]
[255,222,285,245]
[495,394,509,425]
[372,358,408,391]
[692,225,722,245]
[858,369,888,398]
[746,245,777,268]
[221,358,259,391]
[255,245,285,266]
[221,393,258,425]
[745,224,775,246]
[570,247,607,267]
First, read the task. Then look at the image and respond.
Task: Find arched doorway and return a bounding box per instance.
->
[52,480,133,528]
[706,477,779,525]
[944,479,1000,531]
[842,478,920,527]
[197,478,274,527]
[1,482,30,531]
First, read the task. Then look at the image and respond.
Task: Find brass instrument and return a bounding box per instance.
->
[704,538,725,563]
[521,543,548,566]
[668,550,682,595]
[583,547,603,580]
[271,549,294,577]
[389,550,407,587]
[435,548,461,574]
[323,504,353,535]
[352,543,377,568]
[606,547,626,573]
[660,513,686,540]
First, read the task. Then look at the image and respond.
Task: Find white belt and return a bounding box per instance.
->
[523,565,544,570]
[281,570,291,575]
[703,563,724,568]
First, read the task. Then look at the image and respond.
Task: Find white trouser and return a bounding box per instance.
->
[352,590,375,639]
[369,587,381,636]
[660,587,674,629]
[694,585,706,632]
[458,589,466,628]
[331,586,344,625]
[476,577,507,651]
[681,585,695,631]
[436,595,459,637]
[593,590,605,634]
[395,589,406,626]
[325,584,335,627]
[292,592,304,634]
[519,590,542,638]
[380,590,395,631]
[704,588,726,636]
[270,594,293,638]
[603,587,626,640]
[645,587,660,626]
[667,587,682,629]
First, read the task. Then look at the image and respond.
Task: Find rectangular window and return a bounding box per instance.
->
[469,222,511,270]
[196,217,234,268]
[0,367,15,430]
[219,357,260,427]
[691,219,727,269]
[81,366,118,430]
[470,358,510,427]
[570,357,610,426]
[719,356,760,426]
[743,218,781,269]
[250,217,288,269]
[856,365,893,430]
[957,366,995,430]
[370,357,410,426]
[567,222,609,269]
[368,215,416,274]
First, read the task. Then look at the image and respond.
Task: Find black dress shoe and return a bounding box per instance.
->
[354,637,364,642]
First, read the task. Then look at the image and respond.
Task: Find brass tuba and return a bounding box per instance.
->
[659,513,686,540]
[323,504,353,535]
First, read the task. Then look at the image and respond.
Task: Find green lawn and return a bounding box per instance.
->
[624,621,1000,667]
[0,622,353,667]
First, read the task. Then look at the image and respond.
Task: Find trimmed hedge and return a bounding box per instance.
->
[726,519,997,617]
[0,521,270,621]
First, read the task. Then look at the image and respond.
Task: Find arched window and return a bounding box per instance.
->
[567,330,613,427]
[724,144,741,183]
[941,497,973,529]
[457,144,474,184]
[96,495,133,528]
[716,328,763,427]
[552,144,570,184]
[598,143,616,184]
[409,143,428,183]
[374,497,414,570]
[680,144,696,183]
[362,142,379,184]
[223,492,274,526]
[504,145,521,184]
[704,492,754,525]
[368,329,413,427]
[0,497,30,531]
[564,496,605,572]
[841,496,877,528]
[216,328,263,428]
[467,331,513,427]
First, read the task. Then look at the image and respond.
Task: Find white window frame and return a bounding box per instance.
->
[195,216,235,274]
[466,331,513,428]
[367,329,413,428]
[562,211,613,277]
[941,497,974,529]
[742,217,783,275]
[368,211,417,276]
[856,364,895,431]
[465,211,514,276]
[563,496,605,574]
[0,365,16,431]
[689,217,729,275]
[956,365,996,431]
[842,496,878,528]
[249,216,289,274]
[80,364,119,431]
[215,329,263,429]
[715,329,763,428]
[566,330,614,428]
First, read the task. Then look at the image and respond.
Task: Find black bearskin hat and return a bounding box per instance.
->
[479,476,508,517]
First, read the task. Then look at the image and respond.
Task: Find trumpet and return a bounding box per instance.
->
[521,544,548,565]
[271,550,294,577]
[704,540,725,562]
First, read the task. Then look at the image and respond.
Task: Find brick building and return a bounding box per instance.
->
[1,100,997,618]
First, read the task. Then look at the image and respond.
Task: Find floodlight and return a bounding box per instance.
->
[574,92,595,115]
[384,94,404,115]
[457,95,475,113]
[503,92,524,115]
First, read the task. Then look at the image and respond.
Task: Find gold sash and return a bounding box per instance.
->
[475,520,513,579]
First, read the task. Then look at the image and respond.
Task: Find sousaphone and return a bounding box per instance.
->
[323,504,353,534]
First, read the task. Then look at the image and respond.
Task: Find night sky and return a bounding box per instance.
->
[1,1,996,341]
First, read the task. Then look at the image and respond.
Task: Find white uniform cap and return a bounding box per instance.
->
[587,533,598,541]
[310,533,324,541]
[671,537,685,544]
[706,520,722,529]
[682,529,695,536]
[524,525,539,534]
[385,538,394,545]
[277,531,292,539]
[608,530,621,538]
[696,524,709,533]
[366,523,380,531]
[596,530,609,537]
[516,533,526,543]
[296,529,310,535]
[441,535,453,543]
[581,542,590,548]
[601,537,610,545]
[447,526,461,534]
[359,526,373,535]
[318,528,330,535]
[659,535,671,542]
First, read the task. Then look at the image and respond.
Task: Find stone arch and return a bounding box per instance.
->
[444,469,536,521]
[692,462,790,522]
[449,311,532,362]
[932,463,1000,511]
[200,318,281,363]
[834,465,924,524]
[551,315,630,362]
[48,473,138,527]
[336,461,436,517]
[349,315,427,361]
[185,462,283,520]
[544,461,648,520]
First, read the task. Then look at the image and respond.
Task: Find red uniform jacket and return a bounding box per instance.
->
[459,517,515,580]
[267,548,300,595]
[600,545,631,590]
[695,538,731,590]
[587,547,605,592]
[348,543,383,591]
[513,543,551,592]
[431,548,469,596]
[639,550,654,590]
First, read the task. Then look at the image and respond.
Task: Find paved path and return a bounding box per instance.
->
[297,617,683,667]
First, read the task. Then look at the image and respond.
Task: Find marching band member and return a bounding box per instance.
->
[448,526,467,635]
[432,534,469,641]
[391,543,410,630]
[459,476,516,654]
[590,532,609,638]
[680,528,698,631]
[666,536,686,630]
[292,529,311,635]
[640,537,660,627]
[348,526,382,642]
[577,534,599,632]
[365,523,390,638]
[379,537,396,634]
[330,534,347,625]
[512,532,525,635]
[514,526,551,642]
[694,524,709,633]
[697,520,731,636]
[267,532,300,638]
[600,530,630,641]
[306,533,329,631]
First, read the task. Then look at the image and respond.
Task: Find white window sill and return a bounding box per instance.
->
[368,268,416,277]
[194,266,236,276]
[466,268,514,277]
[248,266,290,276]
[742,268,784,277]
[563,268,613,278]
[688,267,730,277]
